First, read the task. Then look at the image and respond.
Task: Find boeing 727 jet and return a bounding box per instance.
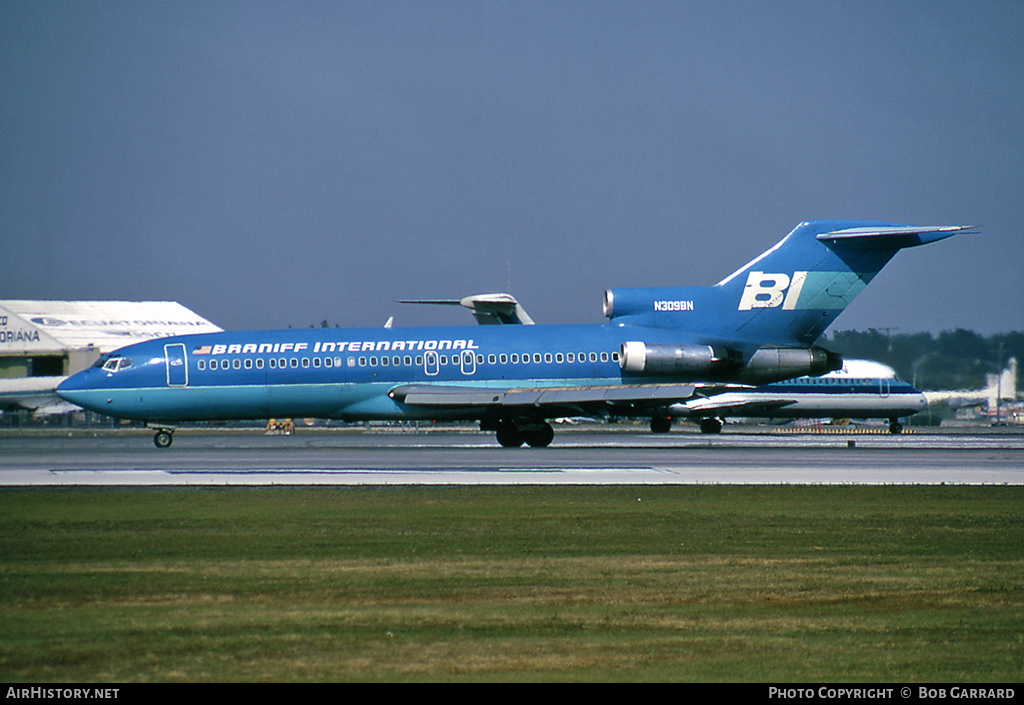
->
[56,220,972,447]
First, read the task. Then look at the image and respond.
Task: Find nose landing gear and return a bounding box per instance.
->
[150,426,176,448]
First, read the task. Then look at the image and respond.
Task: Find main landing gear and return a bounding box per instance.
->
[484,419,555,448]
[699,418,723,434]
[650,415,672,434]
[650,415,724,435]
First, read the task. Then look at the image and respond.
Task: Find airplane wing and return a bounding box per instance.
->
[399,293,535,325]
[0,376,78,413]
[389,382,696,416]
[674,396,797,418]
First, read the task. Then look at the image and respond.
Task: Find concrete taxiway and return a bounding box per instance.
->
[1,425,1022,486]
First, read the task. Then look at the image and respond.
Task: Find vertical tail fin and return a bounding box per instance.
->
[711,221,974,345]
[604,220,974,346]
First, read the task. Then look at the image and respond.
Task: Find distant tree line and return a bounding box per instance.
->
[823,329,1023,391]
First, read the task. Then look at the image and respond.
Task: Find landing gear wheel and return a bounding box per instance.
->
[496,422,524,448]
[523,423,555,448]
[650,416,672,434]
[153,430,174,448]
[699,418,723,434]
[888,420,903,435]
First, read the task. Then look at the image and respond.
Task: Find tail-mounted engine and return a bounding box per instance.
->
[619,341,842,384]
[619,341,742,377]
[738,345,843,384]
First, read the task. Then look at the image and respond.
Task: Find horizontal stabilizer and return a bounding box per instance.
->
[399,293,534,325]
[816,224,976,246]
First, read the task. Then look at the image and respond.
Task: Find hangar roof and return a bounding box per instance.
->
[0,301,222,355]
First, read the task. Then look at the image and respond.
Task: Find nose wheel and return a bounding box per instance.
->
[153,429,175,448]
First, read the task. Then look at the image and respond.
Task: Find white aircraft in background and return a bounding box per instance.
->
[671,359,926,434]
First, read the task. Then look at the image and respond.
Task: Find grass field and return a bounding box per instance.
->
[1,485,1022,682]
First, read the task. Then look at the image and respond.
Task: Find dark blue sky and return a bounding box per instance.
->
[3,1,1021,335]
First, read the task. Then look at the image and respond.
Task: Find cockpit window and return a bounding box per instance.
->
[99,356,133,373]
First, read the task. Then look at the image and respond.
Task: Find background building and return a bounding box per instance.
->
[0,301,220,414]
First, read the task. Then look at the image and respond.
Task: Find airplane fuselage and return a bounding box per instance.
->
[57,322,714,424]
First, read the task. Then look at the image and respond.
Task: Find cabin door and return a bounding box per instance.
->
[424,350,439,376]
[460,350,476,375]
[164,343,188,387]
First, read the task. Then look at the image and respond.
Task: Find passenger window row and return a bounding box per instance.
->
[194,350,618,372]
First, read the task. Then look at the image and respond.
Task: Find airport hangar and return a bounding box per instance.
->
[0,300,221,415]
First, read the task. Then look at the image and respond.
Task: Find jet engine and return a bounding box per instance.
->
[619,341,841,384]
[619,342,742,377]
[737,345,843,384]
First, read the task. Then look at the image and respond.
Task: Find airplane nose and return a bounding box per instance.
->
[55,374,78,397]
[56,371,103,410]
[55,374,84,403]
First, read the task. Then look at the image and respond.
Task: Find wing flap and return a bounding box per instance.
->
[389,383,696,410]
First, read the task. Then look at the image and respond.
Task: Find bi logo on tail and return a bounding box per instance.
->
[737,271,808,311]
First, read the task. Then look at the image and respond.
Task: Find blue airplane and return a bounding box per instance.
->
[56,220,971,448]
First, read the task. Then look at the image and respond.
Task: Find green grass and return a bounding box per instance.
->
[1,486,1022,681]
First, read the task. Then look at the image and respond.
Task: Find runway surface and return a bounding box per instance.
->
[2,425,1022,485]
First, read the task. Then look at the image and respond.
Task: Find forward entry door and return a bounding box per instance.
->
[165,343,188,387]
